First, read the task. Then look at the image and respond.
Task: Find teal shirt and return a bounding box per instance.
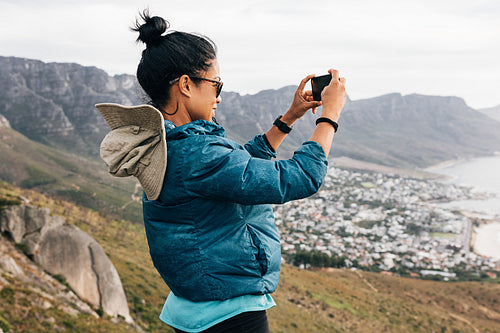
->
[160,292,276,332]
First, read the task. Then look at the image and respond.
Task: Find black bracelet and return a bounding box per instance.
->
[315,117,339,132]
[273,115,293,134]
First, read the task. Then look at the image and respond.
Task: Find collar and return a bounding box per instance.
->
[164,119,226,139]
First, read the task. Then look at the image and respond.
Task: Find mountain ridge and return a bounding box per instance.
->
[1,56,500,332]
[479,104,500,122]
[1,55,500,168]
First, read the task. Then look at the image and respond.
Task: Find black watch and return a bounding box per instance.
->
[273,115,292,134]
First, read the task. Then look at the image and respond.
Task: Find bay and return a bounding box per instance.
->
[427,155,500,260]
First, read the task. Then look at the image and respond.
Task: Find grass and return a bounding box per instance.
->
[2,181,500,332]
[20,165,58,188]
[355,220,382,229]
[0,127,142,224]
[431,232,457,239]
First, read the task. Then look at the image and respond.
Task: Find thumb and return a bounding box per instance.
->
[306,101,322,110]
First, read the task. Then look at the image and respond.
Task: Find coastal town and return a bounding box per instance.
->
[273,166,500,280]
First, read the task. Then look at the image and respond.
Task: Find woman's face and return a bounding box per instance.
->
[188,59,222,122]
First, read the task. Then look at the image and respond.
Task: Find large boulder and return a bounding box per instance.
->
[0,204,132,322]
[0,234,99,319]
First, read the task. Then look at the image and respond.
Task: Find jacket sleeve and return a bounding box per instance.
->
[243,134,277,160]
[185,138,328,205]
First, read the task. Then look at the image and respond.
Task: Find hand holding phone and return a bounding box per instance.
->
[311,74,333,101]
[316,69,346,122]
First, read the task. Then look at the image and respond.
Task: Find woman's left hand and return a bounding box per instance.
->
[283,74,322,124]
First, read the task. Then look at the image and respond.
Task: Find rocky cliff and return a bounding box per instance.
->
[333,93,500,167]
[0,202,132,323]
[217,89,500,167]
[1,56,500,167]
[0,56,141,156]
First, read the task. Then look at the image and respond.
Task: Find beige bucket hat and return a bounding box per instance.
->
[96,103,166,201]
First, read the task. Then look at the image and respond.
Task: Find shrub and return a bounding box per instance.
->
[0,287,15,303]
[20,165,57,188]
[0,197,22,210]
[0,314,10,333]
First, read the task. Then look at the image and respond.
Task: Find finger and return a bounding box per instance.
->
[306,101,322,110]
[305,93,314,101]
[328,69,340,84]
[298,74,316,92]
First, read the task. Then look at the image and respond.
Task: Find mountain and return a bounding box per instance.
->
[2,56,500,332]
[0,56,141,157]
[479,104,500,122]
[2,56,500,222]
[1,56,500,168]
[334,93,500,167]
[218,90,500,168]
[0,125,143,223]
[1,182,499,333]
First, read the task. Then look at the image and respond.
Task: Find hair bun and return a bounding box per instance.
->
[133,9,169,47]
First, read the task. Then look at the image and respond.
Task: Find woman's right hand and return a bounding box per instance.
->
[320,69,346,122]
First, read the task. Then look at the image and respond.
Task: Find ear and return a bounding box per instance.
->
[178,75,192,98]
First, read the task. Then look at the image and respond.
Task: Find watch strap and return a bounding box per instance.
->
[315,117,339,132]
[273,115,292,134]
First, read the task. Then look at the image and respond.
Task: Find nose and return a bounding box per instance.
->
[216,94,222,104]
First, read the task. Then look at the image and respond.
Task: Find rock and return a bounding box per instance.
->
[0,256,22,277]
[88,242,131,318]
[0,234,98,317]
[0,56,141,158]
[0,204,132,322]
[0,114,10,128]
[36,225,131,321]
[0,204,64,250]
[35,224,102,307]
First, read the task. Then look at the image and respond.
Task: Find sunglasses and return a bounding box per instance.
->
[190,76,223,98]
[169,76,223,98]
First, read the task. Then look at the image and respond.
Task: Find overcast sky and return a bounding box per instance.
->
[1,0,499,109]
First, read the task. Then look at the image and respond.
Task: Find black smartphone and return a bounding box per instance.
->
[311,74,332,101]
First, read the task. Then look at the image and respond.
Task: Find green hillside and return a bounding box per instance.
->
[1,182,499,333]
[0,127,142,224]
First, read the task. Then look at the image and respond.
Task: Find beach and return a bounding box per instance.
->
[428,155,500,260]
[474,221,500,260]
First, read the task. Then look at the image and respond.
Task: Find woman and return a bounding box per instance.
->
[98,10,346,333]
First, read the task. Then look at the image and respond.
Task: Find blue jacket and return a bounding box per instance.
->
[142,120,328,302]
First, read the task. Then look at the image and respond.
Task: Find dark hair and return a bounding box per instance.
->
[132,9,217,108]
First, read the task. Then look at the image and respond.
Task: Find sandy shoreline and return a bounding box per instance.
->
[425,152,500,171]
[473,221,500,260]
[424,158,466,171]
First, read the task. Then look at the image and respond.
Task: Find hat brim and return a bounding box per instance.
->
[135,136,167,200]
[96,103,167,201]
[96,103,164,132]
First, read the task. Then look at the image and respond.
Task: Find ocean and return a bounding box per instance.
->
[427,155,500,260]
